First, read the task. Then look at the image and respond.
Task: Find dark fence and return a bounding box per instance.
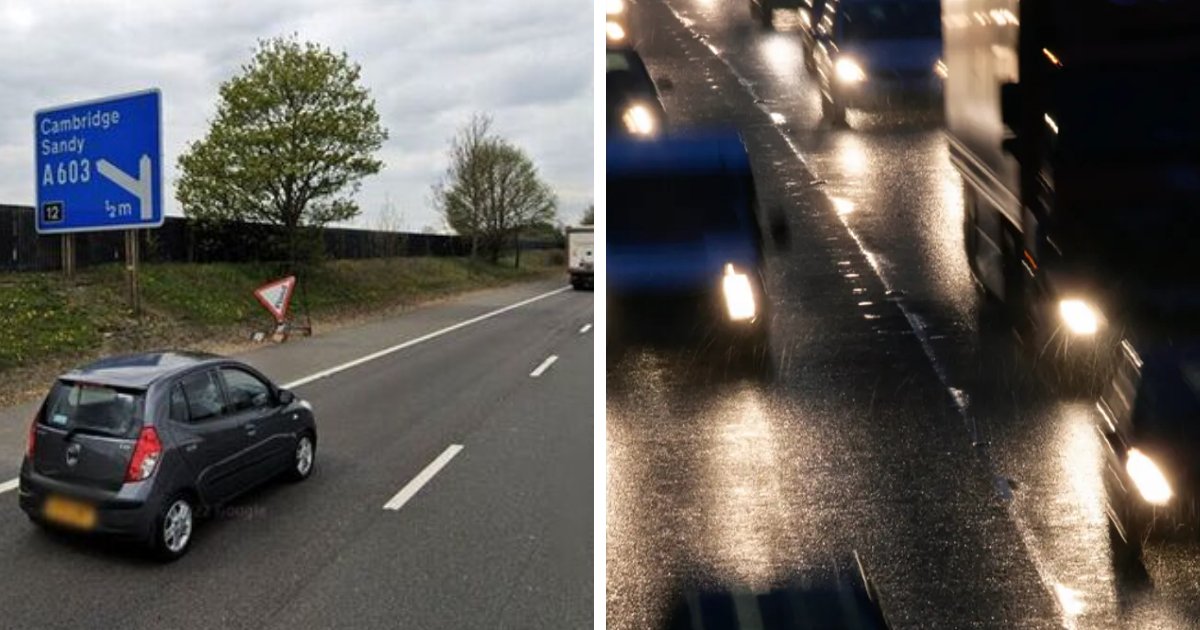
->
[0,205,472,271]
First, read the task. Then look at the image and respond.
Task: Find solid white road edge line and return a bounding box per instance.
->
[383,444,464,511]
[282,286,570,390]
[0,478,16,494]
[529,355,559,378]
[579,324,592,334]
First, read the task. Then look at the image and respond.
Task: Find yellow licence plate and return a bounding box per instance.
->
[44,496,97,530]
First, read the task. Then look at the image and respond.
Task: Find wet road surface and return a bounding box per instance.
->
[606,1,1200,628]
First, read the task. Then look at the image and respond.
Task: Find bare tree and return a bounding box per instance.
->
[371,194,407,256]
[432,114,557,264]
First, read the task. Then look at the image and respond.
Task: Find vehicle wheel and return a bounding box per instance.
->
[963,185,994,299]
[758,0,774,28]
[822,94,847,127]
[152,495,195,562]
[999,228,1031,334]
[1109,514,1144,574]
[571,278,582,291]
[285,433,316,482]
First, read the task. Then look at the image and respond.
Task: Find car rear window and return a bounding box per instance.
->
[40,381,145,438]
[608,174,753,245]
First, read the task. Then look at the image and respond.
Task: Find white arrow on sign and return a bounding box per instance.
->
[97,155,153,220]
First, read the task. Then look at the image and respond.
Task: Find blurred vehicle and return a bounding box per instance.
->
[812,0,943,125]
[749,0,804,30]
[800,0,828,73]
[19,352,317,561]
[947,1,1200,371]
[607,46,669,137]
[1099,341,1200,562]
[606,0,636,47]
[662,553,891,629]
[567,226,595,290]
[608,131,770,347]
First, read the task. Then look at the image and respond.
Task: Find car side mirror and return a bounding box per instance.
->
[278,389,295,405]
[1001,136,1021,156]
[657,76,674,92]
[769,206,791,251]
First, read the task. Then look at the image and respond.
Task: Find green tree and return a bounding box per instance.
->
[581,204,594,225]
[176,36,388,267]
[432,114,557,264]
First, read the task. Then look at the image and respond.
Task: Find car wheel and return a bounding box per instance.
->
[286,433,316,482]
[152,495,195,562]
[1109,514,1144,574]
[822,93,847,127]
[759,0,774,28]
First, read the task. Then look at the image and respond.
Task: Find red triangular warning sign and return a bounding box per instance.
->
[254,276,296,323]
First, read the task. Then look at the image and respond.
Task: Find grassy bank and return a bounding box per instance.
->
[0,252,561,405]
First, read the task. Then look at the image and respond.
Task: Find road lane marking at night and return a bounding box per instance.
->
[282,287,569,390]
[579,324,592,334]
[383,444,464,511]
[658,3,1075,625]
[0,478,17,494]
[530,355,559,378]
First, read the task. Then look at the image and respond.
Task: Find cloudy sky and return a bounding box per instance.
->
[0,0,593,231]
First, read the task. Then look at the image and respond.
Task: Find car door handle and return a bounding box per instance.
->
[184,443,198,453]
[245,424,258,437]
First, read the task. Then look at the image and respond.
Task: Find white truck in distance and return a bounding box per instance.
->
[567,226,594,290]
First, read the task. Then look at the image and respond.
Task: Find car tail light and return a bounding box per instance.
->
[26,414,37,458]
[125,427,163,482]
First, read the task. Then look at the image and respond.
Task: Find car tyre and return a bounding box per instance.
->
[152,494,195,562]
[1109,514,1144,575]
[822,93,847,127]
[285,432,316,482]
[758,0,774,29]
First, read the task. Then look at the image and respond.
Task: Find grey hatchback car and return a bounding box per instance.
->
[18,352,317,561]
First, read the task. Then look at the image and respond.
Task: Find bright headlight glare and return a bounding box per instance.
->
[607,0,625,15]
[622,103,656,136]
[835,58,867,83]
[1126,448,1172,505]
[934,59,948,79]
[606,20,626,42]
[1058,299,1100,335]
[722,263,757,321]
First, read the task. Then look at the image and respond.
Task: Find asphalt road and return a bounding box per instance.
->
[607,1,1200,628]
[0,280,593,629]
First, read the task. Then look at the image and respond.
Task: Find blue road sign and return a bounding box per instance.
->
[35,89,162,234]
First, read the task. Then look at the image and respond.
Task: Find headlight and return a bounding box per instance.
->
[722,263,757,322]
[1058,299,1100,335]
[607,0,625,15]
[606,20,626,42]
[621,103,657,136]
[934,59,948,79]
[1126,448,1172,505]
[835,58,867,83]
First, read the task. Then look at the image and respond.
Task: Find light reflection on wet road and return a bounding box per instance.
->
[607,0,1200,628]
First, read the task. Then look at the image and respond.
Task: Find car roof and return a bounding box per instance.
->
[607,130,752,177]
[59,351,227,389]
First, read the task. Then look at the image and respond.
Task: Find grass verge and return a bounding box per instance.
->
[0,251,562,406]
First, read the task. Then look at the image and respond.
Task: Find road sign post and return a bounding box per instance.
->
[125,230,140,317]
[35,89,162,298]
[60,234,75,279]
